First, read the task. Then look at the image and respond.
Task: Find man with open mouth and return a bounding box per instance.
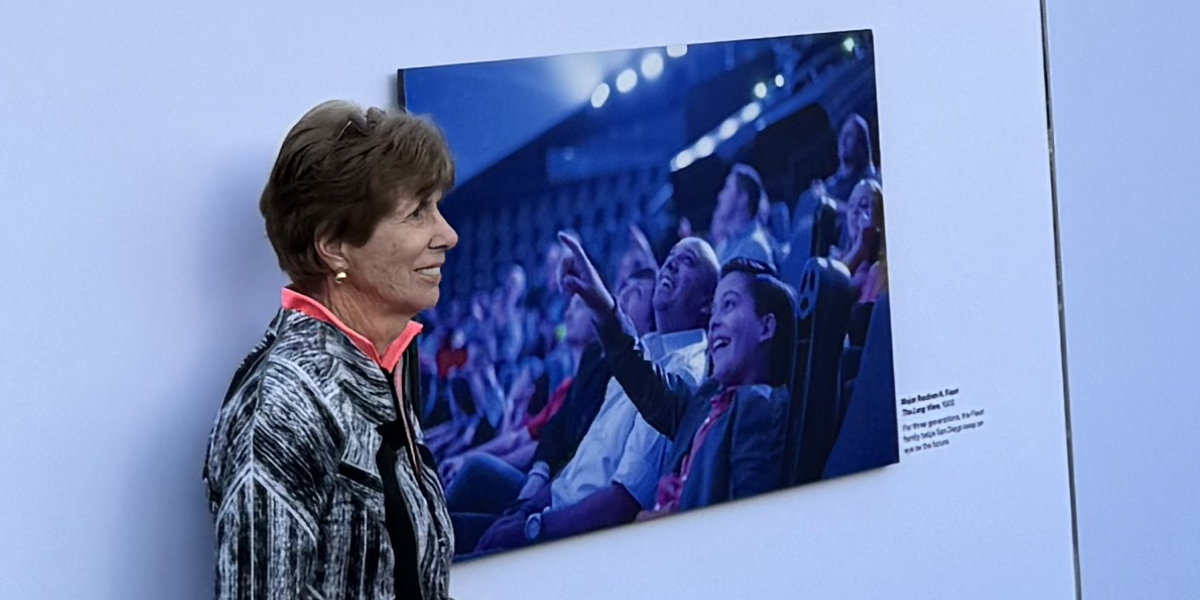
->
[465,236,718,555]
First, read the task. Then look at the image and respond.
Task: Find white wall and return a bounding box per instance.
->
[2,0,1188,598]
[1047,1,1200,599]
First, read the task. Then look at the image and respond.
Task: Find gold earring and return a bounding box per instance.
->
[335,271,348,284]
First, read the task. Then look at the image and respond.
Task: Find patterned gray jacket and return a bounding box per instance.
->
[204,294,453,600]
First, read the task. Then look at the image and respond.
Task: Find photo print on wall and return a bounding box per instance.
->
[401,28,898,561]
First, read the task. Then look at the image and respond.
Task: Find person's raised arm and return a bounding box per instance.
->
[557,232,694,438]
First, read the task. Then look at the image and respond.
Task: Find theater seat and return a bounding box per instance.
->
[823,293,899,479]
[780,196,839,292]
[785,257,855,486]
[847,301,874,347]
[838,346,863,428]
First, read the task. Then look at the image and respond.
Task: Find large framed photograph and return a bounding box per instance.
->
[404,28,898,561]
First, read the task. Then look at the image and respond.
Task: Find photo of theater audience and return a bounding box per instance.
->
[403,29,898,560]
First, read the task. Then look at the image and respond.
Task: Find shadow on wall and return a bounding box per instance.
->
[110,149,285,600]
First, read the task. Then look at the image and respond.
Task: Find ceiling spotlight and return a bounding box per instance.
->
[753,82,768,99]
[718,117,739,141]
[641,52,664,80]
[591,83,611,108]
[775,74,785,88]
[843,37,856,53]
[616,69,638,93]
[694,136,716,158]
[741,102,762,122]
[666,44,688,58]
[673,149,696,171]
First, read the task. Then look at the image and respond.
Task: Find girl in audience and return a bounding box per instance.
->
[835,179,887,304]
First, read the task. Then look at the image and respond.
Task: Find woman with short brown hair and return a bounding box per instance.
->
[205,99,460,599]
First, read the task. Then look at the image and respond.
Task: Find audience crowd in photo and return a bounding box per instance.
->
[415,112,891,559]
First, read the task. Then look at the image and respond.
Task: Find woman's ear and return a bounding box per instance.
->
[315,233,350,274]
[758,313,777,344]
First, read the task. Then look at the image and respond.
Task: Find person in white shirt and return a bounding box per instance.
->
[472,237,720,553]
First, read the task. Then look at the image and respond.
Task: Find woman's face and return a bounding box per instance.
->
[708,272,774,387]
[846,185,874,243]
[342,189,458,316]
[838,118,868,166]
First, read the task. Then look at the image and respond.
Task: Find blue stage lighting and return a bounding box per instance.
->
[591,83,611,108]
[642,52,664,80]
[617,69,638,93]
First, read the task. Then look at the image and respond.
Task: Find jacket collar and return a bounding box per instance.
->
[282,288,422,372]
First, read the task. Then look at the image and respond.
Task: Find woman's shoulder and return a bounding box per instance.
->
[207,326,346,482]
[223,312,342,405]
[222,350,324,418]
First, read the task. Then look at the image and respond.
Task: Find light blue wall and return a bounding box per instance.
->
[0,0,1192,598]
[1048,1,1200,598]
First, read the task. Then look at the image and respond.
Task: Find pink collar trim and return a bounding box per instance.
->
[282,288,422,372]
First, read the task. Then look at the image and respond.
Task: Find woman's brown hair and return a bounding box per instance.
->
[260,100,456,292]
